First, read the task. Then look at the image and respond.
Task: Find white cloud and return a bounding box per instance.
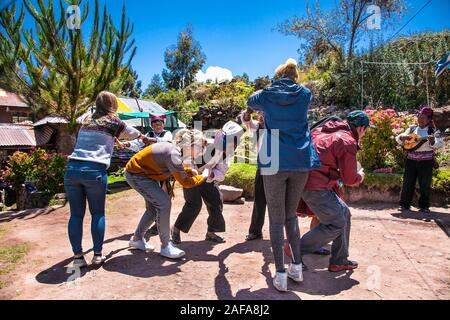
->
[196,66,233,83]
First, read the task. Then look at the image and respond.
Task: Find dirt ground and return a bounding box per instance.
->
[0,188,449,300]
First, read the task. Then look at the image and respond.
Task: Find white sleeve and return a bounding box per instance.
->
[119,124,141,141]
[127,139,145,153]
[157,131,173,143]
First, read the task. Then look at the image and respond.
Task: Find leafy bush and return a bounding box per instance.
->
[222,163,257,198]
[432,169,450,195]
[358,109,415,171]
[1,149,67,196]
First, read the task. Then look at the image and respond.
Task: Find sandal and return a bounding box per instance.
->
[205,233,226,243]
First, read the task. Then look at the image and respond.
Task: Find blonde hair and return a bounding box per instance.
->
[274,58,299,81]
[94,91,119,118]
[175,129,206,150]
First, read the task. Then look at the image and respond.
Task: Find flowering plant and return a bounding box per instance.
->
[1,149,67,195]
[359,109,415,171]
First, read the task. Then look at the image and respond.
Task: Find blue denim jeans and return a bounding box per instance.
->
[301,189,351,265]
[64,160,108,256]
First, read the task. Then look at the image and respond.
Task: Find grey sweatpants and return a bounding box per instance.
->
[125,172,171,247]
[263,171,309,272]
[301,189,351,265]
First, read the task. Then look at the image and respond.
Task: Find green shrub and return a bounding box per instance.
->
[222,163,257,198]
[433,169,450,195]
[1,149,67,196]
[358,109,415,171]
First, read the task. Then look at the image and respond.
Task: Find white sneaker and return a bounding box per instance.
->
[273,271,288,292]
[160,241,185,259]
[129,237,155,251]
[287,263,303,282]
[72,256,88,269]
[91,255,106,265]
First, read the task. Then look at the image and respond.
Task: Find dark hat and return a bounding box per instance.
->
[346,110,375,128]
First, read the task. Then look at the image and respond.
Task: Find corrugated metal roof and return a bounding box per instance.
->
[0,89,30,108]
[34,116,68,127]
[0,124,36,147]
[35,126,55,146]
[0,124,54,147]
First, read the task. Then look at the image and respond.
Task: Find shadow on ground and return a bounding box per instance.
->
[0,208,58,224]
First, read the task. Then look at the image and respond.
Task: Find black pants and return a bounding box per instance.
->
[400,159,434,209]
[248,169,267,236]
[174,182,225,233]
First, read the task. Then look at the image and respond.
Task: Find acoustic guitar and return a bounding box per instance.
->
[403,132,450,151]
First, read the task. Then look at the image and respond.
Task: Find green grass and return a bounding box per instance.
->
[0,243,31,276]
[108,174,126,185]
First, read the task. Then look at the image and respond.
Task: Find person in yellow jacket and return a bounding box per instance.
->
[125,129,208,259]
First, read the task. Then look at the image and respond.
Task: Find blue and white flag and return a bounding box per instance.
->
[435,52,450,78]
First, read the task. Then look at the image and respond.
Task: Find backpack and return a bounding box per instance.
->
[311,115,343,131]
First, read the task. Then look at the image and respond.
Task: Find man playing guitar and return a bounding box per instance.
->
[396,107,445,213]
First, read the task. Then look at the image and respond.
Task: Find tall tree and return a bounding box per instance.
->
[0,0,136,130]
[278,0,407,64]
[162,25,206,90]
[143,74,165,98]
[121,68,142,98]
[254,76,271,90]
[234,72,250,84]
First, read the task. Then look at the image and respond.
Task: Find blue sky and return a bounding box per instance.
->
[13,0,450,87]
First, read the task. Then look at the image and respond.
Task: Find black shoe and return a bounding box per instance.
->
[171,228,181,244]
[420,207,431,213]
[205,233,226,243]
[148,224,159,236]
[399,205,410,211]
[245,233,263,241]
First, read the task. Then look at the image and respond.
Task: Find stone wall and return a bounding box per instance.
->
[342,186,449,207]
[434,105,450,131]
